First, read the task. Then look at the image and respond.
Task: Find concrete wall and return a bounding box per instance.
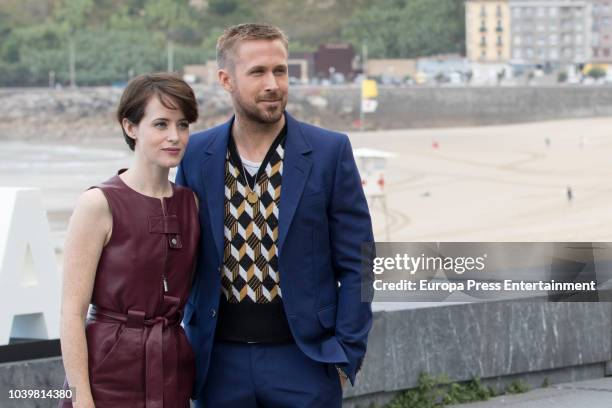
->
[302,85,612,131]
[1,300,610,407]
[5,86,612,140]
[343,300,612,406]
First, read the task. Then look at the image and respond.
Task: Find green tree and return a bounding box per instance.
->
[342,1,403,58]
[342,0,465,58]
[72,29,166,85]
[587,66,606,80]
[53,0,94,86]
[0,0,55,27]
[0,22,65,86]
[142,0,195,71]
[252,0,369,46]
[0,0,469,86]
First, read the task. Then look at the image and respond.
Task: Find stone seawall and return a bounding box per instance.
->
[2,300,610,407]
[3,85,612,141]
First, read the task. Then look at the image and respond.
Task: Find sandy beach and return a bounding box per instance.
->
[350,117,612,242]
[2,116,611,266]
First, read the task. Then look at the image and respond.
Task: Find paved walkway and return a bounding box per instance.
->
[448,377,612,407]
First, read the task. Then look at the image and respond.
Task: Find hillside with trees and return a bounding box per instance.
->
[0,0,465,86]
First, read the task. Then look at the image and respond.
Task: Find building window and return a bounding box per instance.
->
[496,19,503,32]
[549,7,557,17]
[481,50,486,58]
[550,34,558,45]
[480,36,487,46]
[537,7,545,17]
[496,5,502,17]
[550,49,558,60]
[514,36,521,45]
[513,49,522,58]
[526,48,534,58]
[497,35,503,46]
[481,5,486,17]
[604,48,611,57]
[513,8,520,18]
[594,48,599,57]
[576,34,583,44]
[592,33,600,46]
[537,23,545,31]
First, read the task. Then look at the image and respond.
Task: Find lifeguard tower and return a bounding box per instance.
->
[353,148,397,240]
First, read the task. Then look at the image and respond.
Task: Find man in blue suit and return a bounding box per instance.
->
[176,23,374,407]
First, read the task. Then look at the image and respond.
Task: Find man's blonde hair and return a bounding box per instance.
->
[216,23,289,69]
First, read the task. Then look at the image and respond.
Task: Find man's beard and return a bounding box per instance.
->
[232,90,286,125]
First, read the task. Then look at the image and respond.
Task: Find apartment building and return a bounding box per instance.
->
[466,0,512,62]
[508,0,592,64]
[590,0,612,62]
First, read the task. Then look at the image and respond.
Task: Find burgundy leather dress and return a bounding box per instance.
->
[59,171,200,408]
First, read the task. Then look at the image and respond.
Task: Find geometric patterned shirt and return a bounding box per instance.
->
[221,130,285,304]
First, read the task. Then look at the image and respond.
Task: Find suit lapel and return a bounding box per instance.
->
[202,113,311,261]
[201,117,232,264]
[277,113,312,256]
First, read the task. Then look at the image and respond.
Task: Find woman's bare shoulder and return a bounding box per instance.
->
[70,188,112,233]
[74,188,111,215]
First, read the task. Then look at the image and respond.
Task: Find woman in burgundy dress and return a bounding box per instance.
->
[59,73,200,407]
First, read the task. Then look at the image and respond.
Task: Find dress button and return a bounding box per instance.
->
[171,238,178,245]
[210,309,216,318]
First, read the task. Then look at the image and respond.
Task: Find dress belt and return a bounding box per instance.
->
[89,296,182,408]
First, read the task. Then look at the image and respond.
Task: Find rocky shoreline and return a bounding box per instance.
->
[0,85,357,144]
[6,85,612,144]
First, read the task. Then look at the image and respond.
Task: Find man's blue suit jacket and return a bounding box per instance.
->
[176,111,374,399]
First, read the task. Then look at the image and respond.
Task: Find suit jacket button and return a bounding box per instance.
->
[210,309,216,318]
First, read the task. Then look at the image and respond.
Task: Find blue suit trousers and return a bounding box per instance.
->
[195,340,342,408]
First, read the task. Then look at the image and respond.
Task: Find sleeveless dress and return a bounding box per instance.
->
[59,170,200,408]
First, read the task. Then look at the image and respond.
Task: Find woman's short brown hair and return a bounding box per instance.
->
[116,73,199,151]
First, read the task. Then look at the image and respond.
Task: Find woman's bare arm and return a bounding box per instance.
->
[60,188,111,407]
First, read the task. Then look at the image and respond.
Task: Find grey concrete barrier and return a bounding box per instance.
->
[1,299,611,407]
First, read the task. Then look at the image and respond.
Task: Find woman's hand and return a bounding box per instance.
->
[73,395,96,408]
